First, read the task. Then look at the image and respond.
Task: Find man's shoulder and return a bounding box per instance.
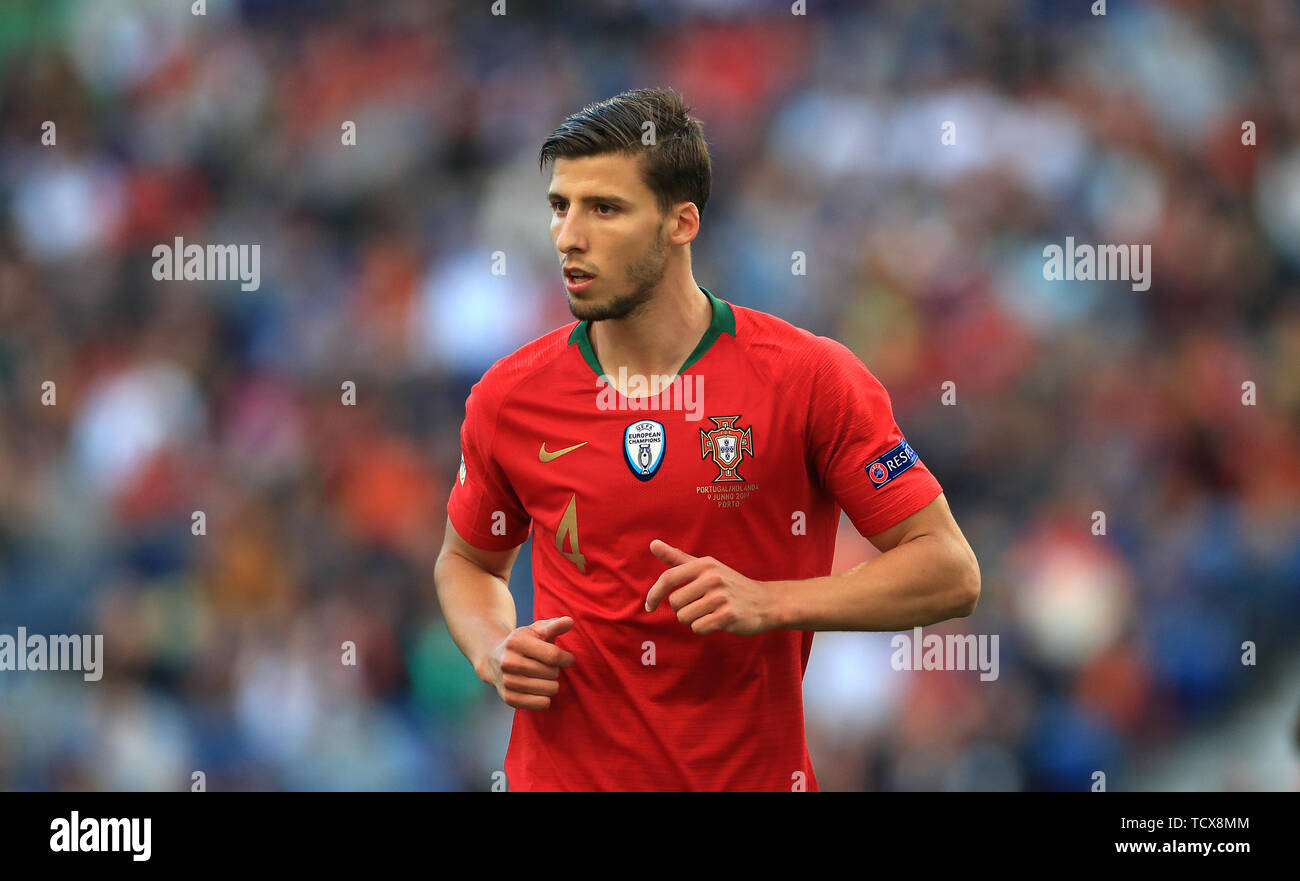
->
[728,301,858,375]
[466,322,579,414]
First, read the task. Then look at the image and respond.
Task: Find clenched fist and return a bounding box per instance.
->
[478,616,576,710]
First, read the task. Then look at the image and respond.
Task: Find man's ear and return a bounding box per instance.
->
[669,203,700,245]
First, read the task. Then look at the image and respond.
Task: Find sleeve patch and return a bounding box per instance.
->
[865,438,919,488]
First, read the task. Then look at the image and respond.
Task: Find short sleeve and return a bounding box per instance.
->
[806,337,943,538]
[447,380,531,551]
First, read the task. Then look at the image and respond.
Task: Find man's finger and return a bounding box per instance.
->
[516,633,577,668]
[502,674,561,697]
[505,692,552,711]
[688,609,728,636]
[530,615,574,642]
[650,539,695,566]
[675,586,725,627]
[500,654,561,680]
[666,578,710,613]
[645,557,710,612]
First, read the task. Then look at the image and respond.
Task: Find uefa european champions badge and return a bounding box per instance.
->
[624,420,666,481]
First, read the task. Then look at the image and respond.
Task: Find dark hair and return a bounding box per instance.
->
[539,87,712,220]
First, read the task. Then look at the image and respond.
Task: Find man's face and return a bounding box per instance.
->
[548,153,668,322]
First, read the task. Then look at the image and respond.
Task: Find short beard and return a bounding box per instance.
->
[568,223,667,322]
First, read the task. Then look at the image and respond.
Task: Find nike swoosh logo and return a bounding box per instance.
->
[539,441,588,462]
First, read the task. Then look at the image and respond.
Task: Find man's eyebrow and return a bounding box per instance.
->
[546,192,631,206]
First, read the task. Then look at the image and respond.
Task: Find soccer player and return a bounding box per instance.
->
[434,88,981,792]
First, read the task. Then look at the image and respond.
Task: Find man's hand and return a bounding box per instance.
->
[645,541,777,636]
[478,616,576,710]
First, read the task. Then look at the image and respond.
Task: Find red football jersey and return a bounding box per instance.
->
[447,286,943,791]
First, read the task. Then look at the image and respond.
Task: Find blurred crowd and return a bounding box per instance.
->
[1,0,1297,791]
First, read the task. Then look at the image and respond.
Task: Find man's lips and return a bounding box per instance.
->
[565,272,596,292]
[564,266,597,292]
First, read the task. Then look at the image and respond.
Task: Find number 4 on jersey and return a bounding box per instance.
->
[556,493,587,573]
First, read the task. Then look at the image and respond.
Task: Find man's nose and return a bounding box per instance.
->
[555,212,586,254]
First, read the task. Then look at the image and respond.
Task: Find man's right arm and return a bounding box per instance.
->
[434,517,575,710]
[435,517,520,680]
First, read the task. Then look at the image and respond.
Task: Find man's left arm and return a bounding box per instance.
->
[773,492,979,631]
[644,493,979,635]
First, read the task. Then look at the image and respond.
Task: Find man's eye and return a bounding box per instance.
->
[596,204,615,215]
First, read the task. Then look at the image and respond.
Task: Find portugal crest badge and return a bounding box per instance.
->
[700,415,753,482]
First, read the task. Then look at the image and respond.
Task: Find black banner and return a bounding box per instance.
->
[0,793,1283,867]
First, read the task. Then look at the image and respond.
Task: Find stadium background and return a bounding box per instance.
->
[1,0,1297,791]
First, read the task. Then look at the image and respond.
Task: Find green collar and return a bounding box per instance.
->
[568,285,736,378]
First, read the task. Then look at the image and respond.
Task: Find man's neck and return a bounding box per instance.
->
[587,278,712,390]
